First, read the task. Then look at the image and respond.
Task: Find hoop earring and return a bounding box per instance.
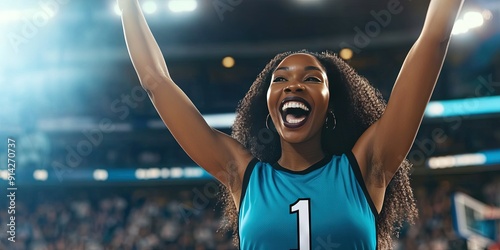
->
[325,110,336,130]
[266,114,273,130]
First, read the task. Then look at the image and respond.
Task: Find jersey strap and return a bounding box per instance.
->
[239,157,259,210]
[345,151,379,218]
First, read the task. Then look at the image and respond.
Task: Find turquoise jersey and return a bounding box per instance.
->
[238,152,378,250]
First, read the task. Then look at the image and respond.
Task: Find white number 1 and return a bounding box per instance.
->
[290,199,311,250]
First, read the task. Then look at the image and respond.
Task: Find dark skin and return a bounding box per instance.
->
[119,0,464,214]
[267,54,330,172]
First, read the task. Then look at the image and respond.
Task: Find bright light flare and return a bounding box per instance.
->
[452,11,485,35]
[146,168,161,179]
[33,169,48,181]
[463,11,484,29]
[0,10,25,23]
[339,48,353,60]
[168,0,197,13]
[93,169,108,181]
[482,10,492,20]
[171,167,183,178]
[0,170,9,180]
[142,1,158,14]
[427,153,487,169]
[452,19,470,35]
[222,56,235,68]
[426,102,445,117]
[113,3,122,16]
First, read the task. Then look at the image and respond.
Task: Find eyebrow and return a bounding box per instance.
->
[305,66,323,72]
[275,66,323,72]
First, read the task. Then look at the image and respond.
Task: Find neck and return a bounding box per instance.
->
[278,133,325,171]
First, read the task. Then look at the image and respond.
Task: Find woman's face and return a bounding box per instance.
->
[267,53,330,144]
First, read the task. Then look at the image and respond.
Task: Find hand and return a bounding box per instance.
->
[117,0,136,11]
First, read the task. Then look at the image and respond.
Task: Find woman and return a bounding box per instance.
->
[118,0,464,249]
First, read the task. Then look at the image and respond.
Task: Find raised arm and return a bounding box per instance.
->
[353,0,464,187]
[118,0,252,188]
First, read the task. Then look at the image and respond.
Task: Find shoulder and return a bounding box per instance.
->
[232,157,260,211]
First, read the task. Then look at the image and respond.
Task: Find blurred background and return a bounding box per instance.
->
[0,0,499,249]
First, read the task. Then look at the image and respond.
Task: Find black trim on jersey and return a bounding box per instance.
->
[345,151,379,218]
[346,151,379,250]
[238,157,259,213]
[271,154,333,175]
[238,158,259,249]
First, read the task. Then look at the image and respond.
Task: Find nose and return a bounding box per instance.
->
[284,83,305,93]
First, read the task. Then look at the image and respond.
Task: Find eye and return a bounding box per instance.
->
[305,76,321,82]
[273,77,287,82]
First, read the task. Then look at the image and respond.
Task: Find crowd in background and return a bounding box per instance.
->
[394,177,499,250]
[12,115,500,172]
[1,174,499,250]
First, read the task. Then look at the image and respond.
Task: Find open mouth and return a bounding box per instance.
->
[279,96,311,129]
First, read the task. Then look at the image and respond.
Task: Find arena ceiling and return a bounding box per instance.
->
[1,0,499,118]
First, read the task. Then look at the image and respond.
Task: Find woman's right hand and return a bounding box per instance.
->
[116,0,131,11]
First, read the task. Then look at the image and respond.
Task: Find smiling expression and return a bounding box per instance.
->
[267,53,330,144]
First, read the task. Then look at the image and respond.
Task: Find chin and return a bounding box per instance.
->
[280,135,307,144]
[278,127,317,144]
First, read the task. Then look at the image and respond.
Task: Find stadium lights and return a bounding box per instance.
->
[147,113,235,129]
[134,167,203,180]
[0,170,9,180]
[136,168,169,179]
[168,0,197,13]
[142,1,158,14]
[93,169,108,181]
[183,167,204,177]
[113,3,122,16]
[427,149,500,169]
[146,168,161,179]
[33,169,48,181]
[452,19,469,35]
[170,167,183,178]
[161,168,170,178]
[424,96,500,118]
[135,168,146,179]
[482,10,493,21]
[222,56,235,68]
[427,153,486,169]
[452,10,485,35]
[339,48,354,60]
[463,11,484,29]
[425,102,445,117]
[0,1,63,24]
[113,0,196,16]
[0,10,24,23]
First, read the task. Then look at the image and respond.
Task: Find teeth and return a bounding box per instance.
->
[281,101,309,111]
[286,115,306,124]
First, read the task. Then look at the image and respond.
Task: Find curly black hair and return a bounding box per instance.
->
[220,50,418,249]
